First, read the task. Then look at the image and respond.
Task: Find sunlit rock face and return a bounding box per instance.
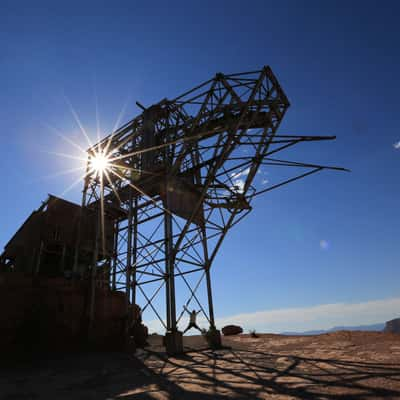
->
[384,318,400,334]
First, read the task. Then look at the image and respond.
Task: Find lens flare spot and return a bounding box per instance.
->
[320,239,329,250]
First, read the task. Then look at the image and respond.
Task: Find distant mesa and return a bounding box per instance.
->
[281,322,385,335]
[222,325,243,336]
[384,318,400,334]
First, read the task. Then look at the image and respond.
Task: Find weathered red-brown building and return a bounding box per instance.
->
[0,195,143,355]
[0,195,113,279]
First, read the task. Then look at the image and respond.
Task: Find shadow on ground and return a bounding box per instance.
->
[136,346,400,399]
[2,344,400,399]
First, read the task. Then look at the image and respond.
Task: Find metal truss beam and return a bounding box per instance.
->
[75,66,347,351]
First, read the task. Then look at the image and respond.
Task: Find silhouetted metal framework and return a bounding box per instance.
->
[76,66,346,340]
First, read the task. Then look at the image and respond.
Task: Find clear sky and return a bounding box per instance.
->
[1,1,399,332]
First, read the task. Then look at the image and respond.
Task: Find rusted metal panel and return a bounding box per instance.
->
[1,194,114,275]
[160,176,204,225]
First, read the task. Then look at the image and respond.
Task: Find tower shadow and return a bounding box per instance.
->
[136,346,400,399]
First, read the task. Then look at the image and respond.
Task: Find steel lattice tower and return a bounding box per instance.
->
[74,66,346,353]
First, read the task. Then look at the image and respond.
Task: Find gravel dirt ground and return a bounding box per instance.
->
[1,331,400,399]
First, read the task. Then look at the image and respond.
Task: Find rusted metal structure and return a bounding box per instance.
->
[0,196,133,354]
[77,66,346,353]
[0,195,112,280]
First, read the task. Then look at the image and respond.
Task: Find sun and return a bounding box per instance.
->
[90,151,110,175]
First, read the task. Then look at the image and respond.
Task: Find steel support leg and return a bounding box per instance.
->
[88,210,100,343]
[111,221,118,291]
[205,265,215,329]
[125,188,134,345]
[164,199,183,354]
[205,263,221,348]
[132,198,138,306]
[165,210,176,329]
[164,209,171,329]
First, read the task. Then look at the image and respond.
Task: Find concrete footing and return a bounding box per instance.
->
[165,330,183,355]
[206,328,222,349]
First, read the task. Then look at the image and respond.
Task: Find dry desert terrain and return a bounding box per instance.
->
[1,331,400,399]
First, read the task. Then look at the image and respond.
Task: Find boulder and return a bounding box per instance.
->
[131,323,148,348]
[384,318,400,334]
[222,325,243,336]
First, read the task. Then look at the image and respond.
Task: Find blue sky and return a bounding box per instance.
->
[1,1,399,332]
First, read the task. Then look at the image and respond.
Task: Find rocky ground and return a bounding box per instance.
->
[1,331,400,399]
